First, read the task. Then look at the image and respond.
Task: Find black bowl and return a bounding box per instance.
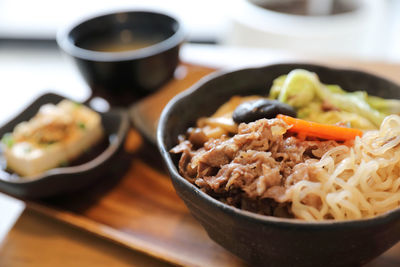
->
[157,63,400,266]
[0,93,129,199]
[57,10,185,106]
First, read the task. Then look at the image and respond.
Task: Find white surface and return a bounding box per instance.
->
[0,0,228,42]
[386,0,400,62]
[181,44,298,69]
[0,193,24,245]
[0,46,90,126]
[223,0,386,59]
[0,0,399,61]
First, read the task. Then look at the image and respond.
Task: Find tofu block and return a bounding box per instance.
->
[1,100,104,177]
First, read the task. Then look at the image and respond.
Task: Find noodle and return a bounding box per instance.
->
[288,115,400,221]
[172,91,400,221]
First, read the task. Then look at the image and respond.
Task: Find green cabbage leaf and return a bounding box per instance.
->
[269,69,400,129]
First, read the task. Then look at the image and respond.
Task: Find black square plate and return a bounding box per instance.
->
[0,93,129,198]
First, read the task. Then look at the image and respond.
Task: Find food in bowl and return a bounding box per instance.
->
[1,100,104,177]
[170,69,400,221]
[57,10,184,106]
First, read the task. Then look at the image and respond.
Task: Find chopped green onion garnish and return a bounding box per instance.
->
[1,133,14,148]
[73,101,82,108]
[77,122,86,130]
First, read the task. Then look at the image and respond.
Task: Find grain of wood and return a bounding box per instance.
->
[0,209,172,267]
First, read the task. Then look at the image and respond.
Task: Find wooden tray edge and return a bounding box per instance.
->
[25,201,194,267]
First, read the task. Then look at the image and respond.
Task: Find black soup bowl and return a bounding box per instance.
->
[57,10,184,106]
[157,63,400,267]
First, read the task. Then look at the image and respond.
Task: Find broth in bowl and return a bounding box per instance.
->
[77,33,165,53]
[57,10,184,106]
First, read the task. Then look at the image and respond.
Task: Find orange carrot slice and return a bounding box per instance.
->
[276,114,363,141]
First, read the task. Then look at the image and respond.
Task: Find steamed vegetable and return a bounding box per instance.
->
[277,114,363,141]
[269,69,400,129]
[367,95,400,114]
[277,70,316,108]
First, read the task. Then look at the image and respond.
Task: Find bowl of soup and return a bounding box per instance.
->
[157,63,400,266]
[57,10,185,106]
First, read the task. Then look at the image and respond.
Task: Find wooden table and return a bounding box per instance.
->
[2,46,400,266]
[0,209,172,267]
[0,208,399,267]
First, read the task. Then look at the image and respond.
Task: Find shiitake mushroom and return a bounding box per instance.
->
[233,99,296,123]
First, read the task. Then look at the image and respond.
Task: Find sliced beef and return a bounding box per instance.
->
[171,118,340,217]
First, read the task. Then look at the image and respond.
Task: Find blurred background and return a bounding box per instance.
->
[1,0,400,264]
[0,0,399,60]
[1,0,399,129]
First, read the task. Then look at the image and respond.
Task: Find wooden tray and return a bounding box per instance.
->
[25,63,246,267]
[22,62,400,267]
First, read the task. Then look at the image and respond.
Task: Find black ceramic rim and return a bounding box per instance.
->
[0,93,130,184]
[157,62,400,228]
[56,9,185,62]
[245,0,365,19]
